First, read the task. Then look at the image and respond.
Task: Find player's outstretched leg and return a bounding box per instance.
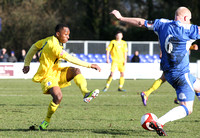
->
[150,121,167,136]
[140,92,148,106]
[83,89,100,103]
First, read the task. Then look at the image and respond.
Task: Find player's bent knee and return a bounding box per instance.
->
[74,68,81,75]
[50,87,63,104]
[67,67,81,82]
[181,104,193,115]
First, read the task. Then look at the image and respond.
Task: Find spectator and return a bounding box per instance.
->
[37,51,40,61]
[31,54,38,62]
[18,49,26,62]
[8,51,17,62]
[131,50,140,62]
[0,48,9,62]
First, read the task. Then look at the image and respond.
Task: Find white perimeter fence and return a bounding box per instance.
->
[64,40,160,56]
[0,62,199,80]
[0,40,199,80]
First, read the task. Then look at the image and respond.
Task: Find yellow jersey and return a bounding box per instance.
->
[32,36,65,82]
[27,36,91,83]
[106,40,128,63]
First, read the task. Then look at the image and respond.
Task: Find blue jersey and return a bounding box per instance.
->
[145,19,200,77]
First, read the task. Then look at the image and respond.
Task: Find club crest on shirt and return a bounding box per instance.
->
[178,93,186,100]
[47,81,52,86]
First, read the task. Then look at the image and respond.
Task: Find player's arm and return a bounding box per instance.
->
[106,41,114,63]
[23,45,39,74]
[110,10,146,28]
[124,52,127,65]
[106,50,110,63]
[62,52,101,72]
[124,42,128,64]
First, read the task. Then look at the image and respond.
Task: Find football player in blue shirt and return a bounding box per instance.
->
[111,7,200,136]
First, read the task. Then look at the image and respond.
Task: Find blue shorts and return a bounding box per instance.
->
[165,72,196,102]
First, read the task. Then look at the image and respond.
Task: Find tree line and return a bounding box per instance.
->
[0,0,200,59]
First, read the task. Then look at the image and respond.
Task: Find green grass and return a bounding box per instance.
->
[0,79,200,137]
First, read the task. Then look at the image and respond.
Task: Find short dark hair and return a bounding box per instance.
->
[116,31,123,35]
[55,24,68,33]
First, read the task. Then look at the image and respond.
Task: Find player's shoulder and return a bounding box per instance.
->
[159,18,172,23]
[47,36,57,43]
[151,18,172,26]
[110,40,116,43]
[45,36,60,47]
[109,40,116,45]
[176,21,195,30]
[121,40,127,43]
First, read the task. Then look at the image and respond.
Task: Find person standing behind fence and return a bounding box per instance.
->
[8,51,17,62]
[18,49,26,62]
[0,48,9,62]
[102,31,128,92]
[131,50,140,63]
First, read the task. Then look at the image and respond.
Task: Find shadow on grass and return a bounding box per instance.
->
[0,128,148,136]
[0,129,31,132]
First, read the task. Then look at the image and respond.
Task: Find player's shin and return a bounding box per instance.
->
[157,105,188,125]
[106,76,113,88]
[45,100,59,123]
[119,77,125,89]
[144,78,163,97]
[74,74,89,96]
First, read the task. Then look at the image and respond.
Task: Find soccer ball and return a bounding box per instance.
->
[141,113,158,131]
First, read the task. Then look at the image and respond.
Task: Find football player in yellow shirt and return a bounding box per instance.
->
[22,24,101,130]
[102,31,128,92]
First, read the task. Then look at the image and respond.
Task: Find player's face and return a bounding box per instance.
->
[116,33,123,40]
[57,27,70,43]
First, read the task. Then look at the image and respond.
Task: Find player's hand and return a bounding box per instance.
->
[22,66,30,74]
[91,64,101,72]
[124,61,126,66]
[106,59,110,63]
[110,10,122,20]
[193,44,198,50]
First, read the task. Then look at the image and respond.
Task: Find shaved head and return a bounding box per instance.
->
[175,7,191,18]
[175,7,191,24]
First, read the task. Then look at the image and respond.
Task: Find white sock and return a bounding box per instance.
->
[157,105,188,125]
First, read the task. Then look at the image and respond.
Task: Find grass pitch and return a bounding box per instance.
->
[0,79,200,137]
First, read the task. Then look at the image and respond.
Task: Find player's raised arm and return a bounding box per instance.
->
[110,10,146,28]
